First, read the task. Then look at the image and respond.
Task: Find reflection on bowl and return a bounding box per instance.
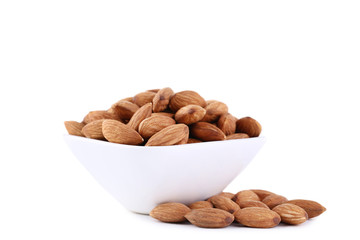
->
[64,135,266,214]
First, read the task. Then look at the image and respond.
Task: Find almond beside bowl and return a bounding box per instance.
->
[64,135,266,214]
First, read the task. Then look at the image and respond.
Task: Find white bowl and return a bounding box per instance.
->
[64,135,266,214]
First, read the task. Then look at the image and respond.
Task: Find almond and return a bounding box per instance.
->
[210,195,240,214]
[120,97,134,103]
[152,87,174,112]
[250,189,276,201]
[187,138,202,144]
[169,90,206,112]
[127,103,152,131]
[102,119,143,145]
[190,122,226,141]
[174,105,206,125]
[201,101,228,122]
[81,119,105,140]
[185,208,234,228]
[286,199,326,218]
[217,113,236,135]
[236,117,262,137]
[234,207,281,228]
[147,89,160,93]
[238,200,270,209]
[262,194,288,209]
[189,201,213,210]
[82,110,119,124]
[233,190,260,205]
[138,115,176,139]
[207,192,234,202]
[150,202,191,223]
[133,91,156,107]
[272,203,308,225]
[145,124,189,146]
[226,133,249,140]
[64,121,85,136]
[109,100,139,120]
[151,112,174,118]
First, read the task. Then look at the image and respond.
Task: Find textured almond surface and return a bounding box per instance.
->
[102,119,143,145]
[286,199,326,218]
[81,119,105,140]
[272,203,308,225]
[233,190,260,205]
[236,117,262,137]
[152,87,174,112]
[201,101,228,122]
[110,101,139,120]
[185,208,234,228]
[210,195,240,214]
[234,207,281,228]
[217,113,236,135]
[138,115,176,139]
[251,189,276,201]
[238,200,270,209]
[189,201,213,210]
[262,194,288,209]
[174,104,206,125]
[190,122,226,141]
[127,103,152,131]
[146,124,189,146]
[187,138,202,144]
[64,121,85,136]
[133,91,156,107]
[82,110,118,124]
[150,203,191,223]
[169,90,206,112]
[226,133,249,140]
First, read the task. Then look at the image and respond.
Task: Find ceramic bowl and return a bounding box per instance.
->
[64,135,266,214]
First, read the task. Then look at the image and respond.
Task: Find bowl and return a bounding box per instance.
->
[64,135,266,214]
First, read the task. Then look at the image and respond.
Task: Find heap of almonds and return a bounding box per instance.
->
[64,88,262,146]
[150,189,326,228]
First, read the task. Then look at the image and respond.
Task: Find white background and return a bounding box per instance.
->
[1,0,359,239]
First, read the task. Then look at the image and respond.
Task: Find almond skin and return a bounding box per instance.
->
[102,119,143,145]
[145,124,189,146]
[169,90,206,112]
[109,101,139,120]
[138,115,176,139]
[217,113,236,135]
[236,117,262,137]
[175,104,206,125]
[226,133,249,140]
[189,201,213,210]
[250,189,276,201]
[82,110,119,124]
[127,103,153,131]
[190,122,226,142]
[133,91,156,107]
[262,194,288,209]
[210,195,240,214]
[187,138,202,144]
[238,200,270,209]
[233,190,260,205]
[64,121,85,136]
[152,87,174,112]
[286,199,326,218]
[234,207,281,228]
[201,101,228,122]
[151,112,174,118]
[185,208,234,228]
[81,119,105,140]
[150,203,191,223]
[215,192,235,199]
[272,203,308,225]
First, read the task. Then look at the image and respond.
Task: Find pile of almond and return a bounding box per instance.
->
[150,189,326,228]
[64,88,262,146]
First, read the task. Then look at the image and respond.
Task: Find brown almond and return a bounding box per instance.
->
[236,117,262,137]
[133,91,156,107]
[286,199,326,218]
[64,121,85,136]
[234,207,280,228]
[185,208,234,228]
[151,112,174,118]
[201,101,228,122]
[150,202,191,223]
[152,87,174,112]
[169,90,206,112]
[102,119,143,145]
[82,110,119,124]
[81,119,105,140]
[187,138,202,144]
[119,97,134,103]
[138,115,176,139]
[189,201,213,210]
[217,113,236,135]
[109,101,139,120]
[127,103,152,131]
[250,189,276,201]
[146,124,189,146]
[175,105,206,125]
[226,133,249,140]
[233,190,260,205]
[190,122,226,142]
[262,194,288,209]
[238,200,270,209]
[272,203,308,225]
[210,196,240,214]
[217,192,235,199]
[147,89,160,93]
